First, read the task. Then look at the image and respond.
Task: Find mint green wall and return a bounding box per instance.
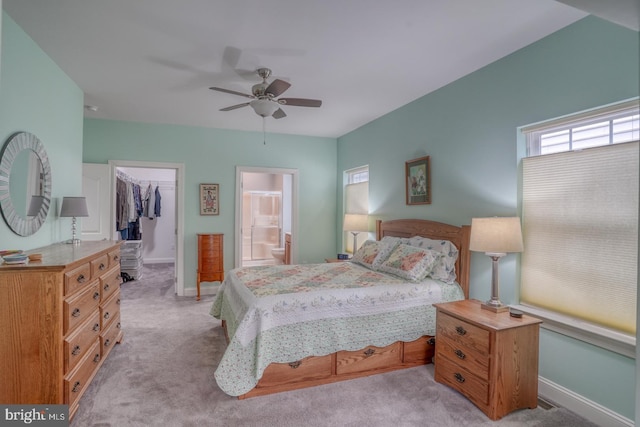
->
[337,17,639,420]
[0,12,84,249]
[82,119,337,288]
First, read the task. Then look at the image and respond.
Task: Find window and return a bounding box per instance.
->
[519,99,639,357]
[344,166,369,253]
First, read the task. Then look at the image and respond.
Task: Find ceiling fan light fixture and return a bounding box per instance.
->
[250,99,279,117]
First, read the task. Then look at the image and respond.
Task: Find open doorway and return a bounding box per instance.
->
[235,166,298,268]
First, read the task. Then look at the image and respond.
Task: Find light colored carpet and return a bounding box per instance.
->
[70,263,598,427]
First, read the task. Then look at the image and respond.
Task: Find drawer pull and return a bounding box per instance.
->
[117,298,121,305]
[71,345,81,356]
[427,337,435,346]
[93,323,100,332]
[454,349,466,360]
[455,326,467,336]
[113,255,119,262]
[363,348,375,357]
[117,322,122,330]
[76,274,86,284]
[72,308,81,318]
[72,381,82,393]
[104,284,110,292]
[93,291,100,300]
[104,338,111,347]
[104,312,110,320]
[454,373,465,384]
[99,263,106,270]
[93,353,101,363]
[288,361,301,369]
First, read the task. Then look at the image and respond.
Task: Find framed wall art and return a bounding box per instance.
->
[200,183,219,215]
[405,156,431,205]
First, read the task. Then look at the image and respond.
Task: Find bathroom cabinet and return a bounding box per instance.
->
[197,233,224,300]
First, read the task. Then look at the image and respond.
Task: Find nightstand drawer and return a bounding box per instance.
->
[435,334,489,380]
[437,312,489,355]
[435,357,488,406]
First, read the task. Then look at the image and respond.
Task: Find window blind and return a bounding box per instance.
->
[344,181,369,253]
[521,141,638,335]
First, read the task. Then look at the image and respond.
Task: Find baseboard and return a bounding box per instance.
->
[538,376,634,427]
[141,258,175,264]
[183,283,220,298]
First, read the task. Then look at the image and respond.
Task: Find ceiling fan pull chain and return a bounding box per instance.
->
[263,117,267,145]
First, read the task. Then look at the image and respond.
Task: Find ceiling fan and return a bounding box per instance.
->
[210,68,322,119]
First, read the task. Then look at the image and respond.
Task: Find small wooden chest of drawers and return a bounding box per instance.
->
[433,299,542,420]
[0,241,123,419]
[197,233,224,300]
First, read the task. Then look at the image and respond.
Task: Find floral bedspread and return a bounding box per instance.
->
[210,262,464,396]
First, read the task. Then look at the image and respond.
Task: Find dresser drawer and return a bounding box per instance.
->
[64,281,101,334]
[64,263,93,296]
[64,311,101,372]
[100,312,122,358]
[100,265,121,301]
[336,342,401,375]
[436,334,489,380]
[107,249,121,268]
[100,290,121,329]
[259,354,333,387]
[65,340,101,410]
[437,312,490,355]
[435,357,489,407]
[90,254,110,278]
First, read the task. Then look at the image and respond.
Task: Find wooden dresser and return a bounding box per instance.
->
[433,299,542,420]
[0,240,123,419]
[197,233,224,300]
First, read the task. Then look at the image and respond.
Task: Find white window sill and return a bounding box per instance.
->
[511,304,636,359]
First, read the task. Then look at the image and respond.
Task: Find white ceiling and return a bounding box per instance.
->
[5,0,629,139]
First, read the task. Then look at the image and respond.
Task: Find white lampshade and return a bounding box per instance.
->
[470,217,523,255]
[250,99,279,117]
[343,214,369,232]
[60,197,89,218]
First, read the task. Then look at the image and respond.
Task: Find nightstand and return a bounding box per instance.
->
[433,299,542,420]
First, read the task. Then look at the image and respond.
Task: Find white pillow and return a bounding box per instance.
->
[407,236,458,284]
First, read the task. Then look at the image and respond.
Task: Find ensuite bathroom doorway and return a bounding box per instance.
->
[235,166,298,268]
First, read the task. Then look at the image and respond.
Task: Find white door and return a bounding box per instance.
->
[82,163,112,241]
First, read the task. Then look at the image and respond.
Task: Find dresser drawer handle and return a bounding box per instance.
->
[113,255,119,262]
[93,323,100,332]
[72,381,82,393]
[117,298,121,305]
[93,291,100,300]
[455,326,467,336]
[93,353,101,363]
[71,308,81,318]
[99,263,106,271]
[76,274,86,284]
[103,284,110,292]
[454,349,466,360]
[363,348,375,357]
[427,337,435,346]
[117,322,122,330]
[71,345,81,356]
[454,373,465,384]
[104,312,110,320]
[288,361,301,369]
[104,338,111,347]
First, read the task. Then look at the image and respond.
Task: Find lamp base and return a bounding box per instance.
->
[65,238,82,245]
[481,301,509,313]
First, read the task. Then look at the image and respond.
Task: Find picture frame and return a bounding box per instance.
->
[405,156,431,205]
[200,183,219,215]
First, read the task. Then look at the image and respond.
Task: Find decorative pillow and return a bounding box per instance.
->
[378,244,442,281]
[351,239,399,270]
[407,236,459,283]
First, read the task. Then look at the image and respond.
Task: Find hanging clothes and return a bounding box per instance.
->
[116,173,143,240]
[143,183,162,219]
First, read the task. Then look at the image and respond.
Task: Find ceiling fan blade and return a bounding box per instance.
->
[265,79,291,97]
[272,108,287,119]
[220,102,250,111]
[209,87,255,99]
[278,98,322,108]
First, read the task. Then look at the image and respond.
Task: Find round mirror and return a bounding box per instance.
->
[0,132,52,236]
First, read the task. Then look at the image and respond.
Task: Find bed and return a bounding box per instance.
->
[210,218,471,398]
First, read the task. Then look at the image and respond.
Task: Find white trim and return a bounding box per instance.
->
[512,304,635,359]
[109,160,185,297]
[538,376,633,427]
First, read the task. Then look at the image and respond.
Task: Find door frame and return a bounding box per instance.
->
[235,166,298,268]
[109,160,185,296]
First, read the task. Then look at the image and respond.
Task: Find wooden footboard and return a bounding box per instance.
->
[222,318,434,399]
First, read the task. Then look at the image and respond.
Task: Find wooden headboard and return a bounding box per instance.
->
[375,218,471,299]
